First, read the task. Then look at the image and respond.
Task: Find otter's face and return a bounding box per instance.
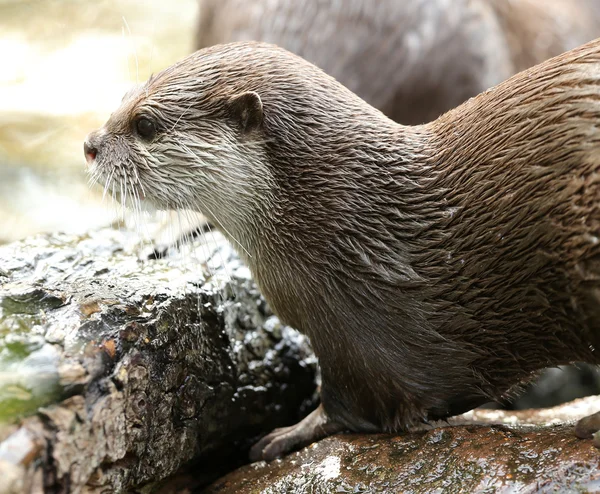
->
[84,76,272,231]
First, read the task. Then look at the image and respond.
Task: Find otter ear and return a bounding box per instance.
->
[228,91,264,133]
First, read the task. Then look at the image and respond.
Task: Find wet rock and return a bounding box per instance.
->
[0,227,317,492]
[207,396,600,494]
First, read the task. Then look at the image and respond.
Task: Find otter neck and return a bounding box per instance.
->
[225,121,442,327]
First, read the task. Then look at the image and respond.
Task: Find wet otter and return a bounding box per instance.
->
[85,40,600,460]
[196,0,600,124]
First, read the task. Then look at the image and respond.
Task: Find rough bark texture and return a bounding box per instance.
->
[207,396,600,494]
[0,228,317,493]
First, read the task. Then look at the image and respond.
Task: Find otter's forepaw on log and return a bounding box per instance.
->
[249,404,344,461]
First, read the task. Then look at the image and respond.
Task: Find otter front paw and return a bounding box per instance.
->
[249,404,343,461]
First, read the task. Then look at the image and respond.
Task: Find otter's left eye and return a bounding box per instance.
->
[135,117,156,140]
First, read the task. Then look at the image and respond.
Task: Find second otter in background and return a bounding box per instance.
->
[196,0,600,124]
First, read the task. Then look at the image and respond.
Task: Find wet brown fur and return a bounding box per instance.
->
[87,39,600,445]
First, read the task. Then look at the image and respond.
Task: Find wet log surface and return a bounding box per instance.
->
[0,228,317,493]
[207,397,600,494]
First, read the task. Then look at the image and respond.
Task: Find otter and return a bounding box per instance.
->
[196,0,600,124]
[84,40,600,461]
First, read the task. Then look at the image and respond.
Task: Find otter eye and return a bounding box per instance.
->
[135,117,156,140]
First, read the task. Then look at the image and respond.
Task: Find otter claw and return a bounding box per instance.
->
[250,425,303,462]
[249,404,343,462]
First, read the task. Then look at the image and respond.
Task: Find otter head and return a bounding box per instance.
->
[83,43,293,241]
[84,41,394,264]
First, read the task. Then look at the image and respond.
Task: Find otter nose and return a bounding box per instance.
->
[83,140,98,165]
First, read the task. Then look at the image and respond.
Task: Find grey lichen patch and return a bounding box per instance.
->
[0,283,65,422]
[0,343,61,423]
[0,226,317,491]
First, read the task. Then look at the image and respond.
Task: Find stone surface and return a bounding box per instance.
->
[207,396,600,494]
[0,227,317,493]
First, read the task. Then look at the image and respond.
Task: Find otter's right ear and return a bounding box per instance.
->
[228,91,264,133]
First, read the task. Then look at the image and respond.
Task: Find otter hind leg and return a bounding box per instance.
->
[575,411,600,447]
[249,404,344,461]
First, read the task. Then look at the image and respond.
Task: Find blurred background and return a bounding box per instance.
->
[0,0,197,244]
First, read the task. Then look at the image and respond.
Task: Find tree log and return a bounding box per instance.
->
[0,228,317,493]
[207,397,600,493]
